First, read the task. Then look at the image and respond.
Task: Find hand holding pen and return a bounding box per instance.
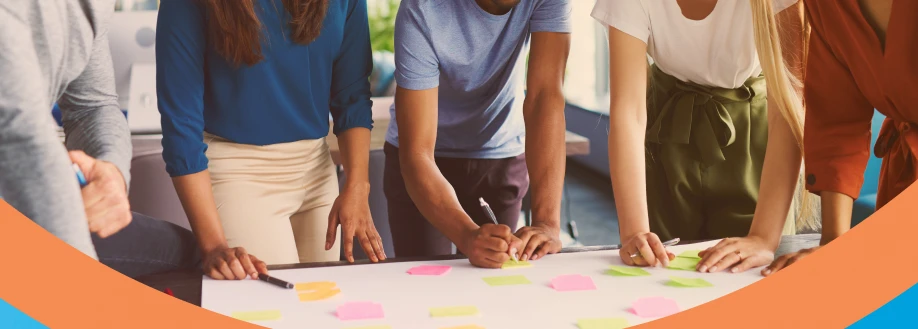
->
[70,151,133,238]
[619,232,677,267]
[456,197,521,268]
[479,198,520,261]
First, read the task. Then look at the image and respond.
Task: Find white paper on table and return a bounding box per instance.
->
[201,240,765,329]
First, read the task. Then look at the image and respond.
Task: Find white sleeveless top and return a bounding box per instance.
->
[591,0,798,89]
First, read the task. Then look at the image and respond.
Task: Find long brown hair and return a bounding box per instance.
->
[203,0,330,66]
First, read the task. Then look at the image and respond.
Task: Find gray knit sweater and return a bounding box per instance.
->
[0,0,131,259]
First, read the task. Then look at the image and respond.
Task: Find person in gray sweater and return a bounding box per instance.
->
[0,0,198,277]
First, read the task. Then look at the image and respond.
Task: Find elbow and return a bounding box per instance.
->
[607,102,647,134]
[523,88,566,124]
[397,147,431,184]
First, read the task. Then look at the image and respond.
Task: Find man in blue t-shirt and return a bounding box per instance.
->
[384,0,571,268]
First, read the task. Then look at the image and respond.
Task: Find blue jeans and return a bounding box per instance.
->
[92,212,200,278]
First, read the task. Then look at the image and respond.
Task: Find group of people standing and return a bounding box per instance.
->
[1,0,914,281]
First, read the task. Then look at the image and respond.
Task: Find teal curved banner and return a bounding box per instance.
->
[849,283,918,328]
[0,298,48,328]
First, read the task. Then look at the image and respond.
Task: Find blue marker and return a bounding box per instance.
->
[72,163,88,188]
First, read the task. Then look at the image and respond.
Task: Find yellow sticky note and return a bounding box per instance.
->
[430,306,480,317]
[440,325,486,329]
[295,281,336,290]
[501,259,532,269]
[666,257,700,271]
[344,326,393,329]
[577,318,629,329]
[482,275,531,286]
[298,288,341,301]
[605,266,651,277]
[231,310,282,321]
[296,281,340,301]
[665,276,713,288]
[678,250,702,259]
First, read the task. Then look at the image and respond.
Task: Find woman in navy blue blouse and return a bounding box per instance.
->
[156,0,386,280]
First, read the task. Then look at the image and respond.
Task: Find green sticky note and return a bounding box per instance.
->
[577,318,629,329]
[605,266,651,277]
[231,310,282,321]
[483,275,531,286]
[430,306,480,317]
[665,276,714,288]
[678,250,702,259]
[666,256,701,271]
[501,259,532,269]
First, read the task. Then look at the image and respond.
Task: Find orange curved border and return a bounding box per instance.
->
[641,184,918,328]
[1,185,916,327]
[0,202,259,328]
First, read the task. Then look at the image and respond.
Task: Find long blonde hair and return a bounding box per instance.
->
[750,0,819,231]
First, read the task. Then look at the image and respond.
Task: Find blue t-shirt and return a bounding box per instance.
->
[156,0,373,177]
[387,0,571,159]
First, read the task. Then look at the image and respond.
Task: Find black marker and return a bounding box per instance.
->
[257,273,293,289]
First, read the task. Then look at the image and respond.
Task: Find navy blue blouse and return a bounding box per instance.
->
[156,0,373,176]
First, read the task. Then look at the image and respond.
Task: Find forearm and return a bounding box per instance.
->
[63,104,132,188]
[608,109,650,239]
[400,151,478,244]
[819,191,853,245]
[60,33,132,188]
[747,108,802,249]
[172,171,228,254]
[336,127,371,192]
[522,91,565,231]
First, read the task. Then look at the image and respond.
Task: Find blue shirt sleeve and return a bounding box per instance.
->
[393,0,440,91]
[331,0,374,135]
[531,0,572,33]
[155,0,209,177]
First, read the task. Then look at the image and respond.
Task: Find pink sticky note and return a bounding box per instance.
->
[630,297,680,318]
[407,265,452,276]
[336,301,385,321]
[550,274,596,292]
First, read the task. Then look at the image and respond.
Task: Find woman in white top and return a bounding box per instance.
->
[592,0,812,272]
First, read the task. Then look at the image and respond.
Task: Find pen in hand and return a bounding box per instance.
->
[72,163,88,188]
[630,237,680,259]
[479,197,518,261]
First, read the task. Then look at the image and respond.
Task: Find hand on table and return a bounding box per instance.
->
[460,223,522,268]
[697,236,775,273]
[69,150,132,238]
[762,246,820,276]
[619,232,675,267]
[514,224,562,261]
[326,186,387,263]
[203,246,268,280]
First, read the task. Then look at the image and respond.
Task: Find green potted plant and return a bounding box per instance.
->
[368,0,399,96]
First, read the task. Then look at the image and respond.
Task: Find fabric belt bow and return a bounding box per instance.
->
[646,78,756,166]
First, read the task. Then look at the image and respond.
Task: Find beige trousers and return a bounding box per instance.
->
[205,133,341,265]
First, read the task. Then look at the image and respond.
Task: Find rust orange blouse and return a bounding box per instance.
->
[803,0,918,208]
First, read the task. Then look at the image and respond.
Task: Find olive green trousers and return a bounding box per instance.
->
[644,65,795,241]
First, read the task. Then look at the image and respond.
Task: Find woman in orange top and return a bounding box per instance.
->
[700,0,917,274]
